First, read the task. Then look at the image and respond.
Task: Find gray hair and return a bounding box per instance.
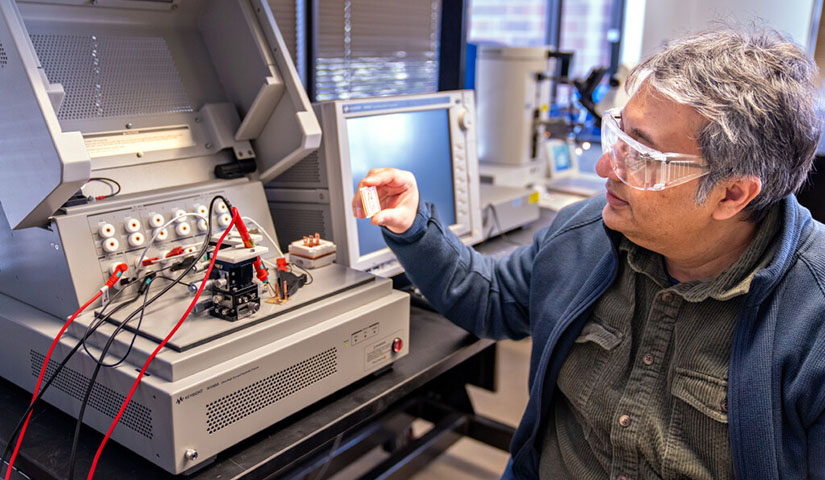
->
[626,27,820,221]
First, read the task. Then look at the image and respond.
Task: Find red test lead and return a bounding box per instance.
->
[4,263,128,480]
[85,209,239,479]
[230,207,271,285]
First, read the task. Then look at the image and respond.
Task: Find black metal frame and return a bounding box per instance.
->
[274,345,514,480]
[546,0,563,49]
[607,0,626,78]
[438,0,467,91]
[303,0,318,101]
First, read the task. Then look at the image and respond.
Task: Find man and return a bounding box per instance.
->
[353,28,825,479]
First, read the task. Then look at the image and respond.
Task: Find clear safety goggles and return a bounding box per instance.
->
[601,108,709,191]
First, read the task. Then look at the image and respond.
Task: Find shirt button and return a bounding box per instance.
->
[661,291,674,303]
[618,414,631,427]
[617,476,628,480]
[642,353,654,365]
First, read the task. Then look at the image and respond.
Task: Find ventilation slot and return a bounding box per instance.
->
[272,151,323,186]
[29,34,192,120]
[0,42,7,68]
[30,350,154,439]
[270,205,329,246]
[205,348,338,434]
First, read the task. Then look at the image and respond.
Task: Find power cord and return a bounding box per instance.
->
[482,203,523,247]
[85,177,121,201]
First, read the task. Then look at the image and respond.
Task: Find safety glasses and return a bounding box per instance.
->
[601,108,709,190]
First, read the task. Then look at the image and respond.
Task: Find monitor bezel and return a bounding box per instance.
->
[323,92,480,275]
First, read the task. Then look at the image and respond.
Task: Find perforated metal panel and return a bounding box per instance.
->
[30,350,154,439]
[270,204,330,246]
[205,348,338,434]
[272,150,323,186]
[30,34,192,120]
[0,42,7,68]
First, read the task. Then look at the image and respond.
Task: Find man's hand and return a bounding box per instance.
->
[352,168,419,234]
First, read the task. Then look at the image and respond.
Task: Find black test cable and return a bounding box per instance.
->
[152,273,192,288]
[0,267,184,477]
[79,265,204,368]
[76,258,190,368]
[289,262,314,285]
[66,275,155,479]
[0,285,139,472]
[78,280,149,368]
[80,275,154,369]
[3,196,227,474]
[66,195,227,479]
[76,254,200,369]
[86,177,121,200]
[0,195,228,477]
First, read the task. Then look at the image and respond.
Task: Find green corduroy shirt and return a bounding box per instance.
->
[540,206,780,480]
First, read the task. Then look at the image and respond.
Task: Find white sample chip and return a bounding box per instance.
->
[359,186,381,218]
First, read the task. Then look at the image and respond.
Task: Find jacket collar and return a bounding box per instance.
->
[746,195,812,307]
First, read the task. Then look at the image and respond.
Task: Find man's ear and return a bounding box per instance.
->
[711,176,762,221]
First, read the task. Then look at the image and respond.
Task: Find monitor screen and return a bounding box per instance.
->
[346,108,456,257]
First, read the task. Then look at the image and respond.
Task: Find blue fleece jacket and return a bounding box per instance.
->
[383,195,825,479]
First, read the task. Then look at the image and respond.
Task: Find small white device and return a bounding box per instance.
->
[359,186,382,218]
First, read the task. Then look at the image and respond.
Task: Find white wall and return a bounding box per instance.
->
[622,0,819,64]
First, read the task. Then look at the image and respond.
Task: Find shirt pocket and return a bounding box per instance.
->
[556,318,624,419]
[575,320,624,350]
[670,368,728,424]
[664,368,732,479]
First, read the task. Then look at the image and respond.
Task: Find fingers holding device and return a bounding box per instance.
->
[352,168,420,234]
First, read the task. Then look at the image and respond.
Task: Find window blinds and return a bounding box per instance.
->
[315,0,442,100]
[268,0,299,67]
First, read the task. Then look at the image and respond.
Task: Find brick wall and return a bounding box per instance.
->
[560,0,614,78]
[468,0,615,79]
[467,0,547,46]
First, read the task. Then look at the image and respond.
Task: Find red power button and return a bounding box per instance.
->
[392,337,403,353]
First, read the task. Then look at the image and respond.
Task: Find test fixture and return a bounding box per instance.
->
[0,0,409,475]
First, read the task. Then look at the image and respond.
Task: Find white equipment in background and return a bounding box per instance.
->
[475,45,607,206]
[479,184,540,240]
[476,46,556,174]
[474,45,563,230]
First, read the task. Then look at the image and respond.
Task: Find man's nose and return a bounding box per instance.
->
[596,152,618,181]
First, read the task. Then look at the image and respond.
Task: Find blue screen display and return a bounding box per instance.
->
[553,144,572,172]
[347,108,456,258]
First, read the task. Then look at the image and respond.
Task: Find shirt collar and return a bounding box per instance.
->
[620,205,781,302]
